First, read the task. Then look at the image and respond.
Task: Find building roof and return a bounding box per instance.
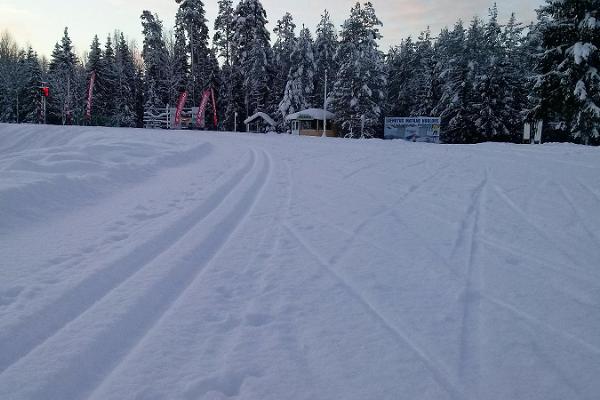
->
[244,112,276,127]
[285,108,336,122]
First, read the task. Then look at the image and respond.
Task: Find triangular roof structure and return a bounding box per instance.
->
[285,108,335,121]
[244,112,276,127]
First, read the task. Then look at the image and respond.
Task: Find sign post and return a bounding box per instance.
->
[384,117,441,143]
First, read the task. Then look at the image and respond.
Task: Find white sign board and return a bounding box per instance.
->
[385,117,441,143]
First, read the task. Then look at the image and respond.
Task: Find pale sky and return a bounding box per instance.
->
[1,0,544,58]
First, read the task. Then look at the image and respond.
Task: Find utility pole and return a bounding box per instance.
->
[234,111,238,132]
[323,69,327,137]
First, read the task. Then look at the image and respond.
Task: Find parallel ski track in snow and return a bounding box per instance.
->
[556,181,600,246]
[329,161,451,266]
[1,148,272,399]
[0,148,259,375]
[455,169,487,389]
[284,224,466,400]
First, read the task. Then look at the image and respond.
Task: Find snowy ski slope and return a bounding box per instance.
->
[1,124,599,400]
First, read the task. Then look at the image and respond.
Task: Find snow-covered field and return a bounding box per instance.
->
[1,123,599,400]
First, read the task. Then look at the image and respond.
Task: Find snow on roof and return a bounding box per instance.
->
[244,112,276,127]
[285,108,336,121]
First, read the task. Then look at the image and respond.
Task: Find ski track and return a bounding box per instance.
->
[456,170,487,388]
[17,149,270,400]
[0,148,256,374]
[328,161,451,266]
[493,183,585,268]
[82,149,272,400]
[556,181,600,246]
[576,178,600,205]
[284,224,465,400]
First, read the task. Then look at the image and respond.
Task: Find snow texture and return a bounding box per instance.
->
[1,124,600,400]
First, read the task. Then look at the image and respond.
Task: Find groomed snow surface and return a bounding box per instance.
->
[1,124,599,400]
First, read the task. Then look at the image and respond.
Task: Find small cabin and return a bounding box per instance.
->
[244,112,277,133]
[285,108,336,137]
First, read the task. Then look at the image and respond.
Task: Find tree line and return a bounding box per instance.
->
[0,0,598,144]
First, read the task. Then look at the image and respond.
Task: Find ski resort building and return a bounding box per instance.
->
[285,108,337,137]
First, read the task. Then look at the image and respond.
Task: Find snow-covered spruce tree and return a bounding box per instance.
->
[314,10,338,109]
[387,37,417,117]
[99,35,119,125]
[213,0,235,66]
[272,13,297,120]
[331,2,386,138]
[114,33,137,127]
[432,20,479,143]
[164,25,189,107]
[47,28,79,125]
[213,0,236,130]
[279,27,316,121]
[411,27,440,117]
[473,4,514,141]
[500,13,529,141]
[141,11,170,111]
[0,31,23,122]
[531,0,600,144]
[18,47,43,123]
[85,35,103,125]
[175,0,216,104]
[232,0,274,121]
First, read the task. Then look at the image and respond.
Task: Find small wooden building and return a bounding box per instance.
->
[285,108,336,137]
[244,112,277,133]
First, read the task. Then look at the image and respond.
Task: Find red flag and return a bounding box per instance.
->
[85,71,96,119]
[196,89,211,129]
[175,91,188,126]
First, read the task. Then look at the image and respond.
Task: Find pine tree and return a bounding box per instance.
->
[47,27,79,125]
[18,47,43,123]
[279,26,316,120]
[85,35,103,125]
[272,13,297,117]
[213,0,235,66]
[213,0,236,130]
[473,4,513,141]
[501,13,529,141]
[387,37,417,117]
[331,2,386,138]
[433,20,478,143]
[165,27,189,107]
[175,0,212,102]
[99,35,118,125]
[411,27,439,117]
[531,0,600,144]
[232,0,274,120]
[0,31,22,122]
[314,10,338,108]
[114,33,137,127]
[141,11,170,110]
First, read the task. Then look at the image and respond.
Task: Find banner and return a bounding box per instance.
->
[196,89,211,129]
[175,91,188,126]
[85,71,96,119]
[211,88,218,127]
[384,116,441,143]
